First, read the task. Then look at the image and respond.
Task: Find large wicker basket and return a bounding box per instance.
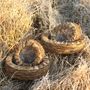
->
[3,40,49,80]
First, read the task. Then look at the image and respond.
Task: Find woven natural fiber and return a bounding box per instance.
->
[4,56,49,80]
[3,40,49,80]
[41,23,86,54]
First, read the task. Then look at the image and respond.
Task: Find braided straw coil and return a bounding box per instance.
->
[4,56,49,80]
[4,40,49,80]
[41,23,86,54]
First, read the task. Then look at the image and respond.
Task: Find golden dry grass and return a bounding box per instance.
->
[0,0,32,51]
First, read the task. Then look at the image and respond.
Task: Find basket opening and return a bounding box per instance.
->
[49,32,71,42]
[19,46,36,64]
[50,24,77,42]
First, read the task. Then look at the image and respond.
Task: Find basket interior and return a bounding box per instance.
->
[49,23,81,42]
[12,46,38,66]
[19,46,36,64]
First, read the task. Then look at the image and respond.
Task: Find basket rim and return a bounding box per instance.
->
[3,55,49,80]
[41,33,86,54]
[41,33,85,46]
[5,55,49,71]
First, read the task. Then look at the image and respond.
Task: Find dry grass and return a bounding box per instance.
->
[0,0,90,90]
[0,0,33,59]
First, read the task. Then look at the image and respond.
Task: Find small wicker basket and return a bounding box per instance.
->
[41,23,86,54]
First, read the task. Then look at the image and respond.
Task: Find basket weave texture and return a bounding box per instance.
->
[4,40,49,80]
[41,23,86,54]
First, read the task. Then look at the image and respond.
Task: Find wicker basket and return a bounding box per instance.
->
[3,39,49,80]
[4,55,49,80]
[41,23,86,54]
